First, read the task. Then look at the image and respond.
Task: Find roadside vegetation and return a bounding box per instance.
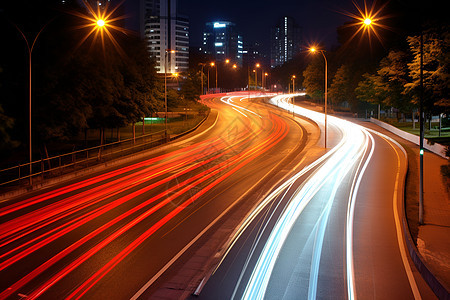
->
[0,0,204,169]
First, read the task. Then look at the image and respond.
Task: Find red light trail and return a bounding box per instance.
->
[0,96,290,299]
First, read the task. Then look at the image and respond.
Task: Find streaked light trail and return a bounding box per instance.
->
[241,94,375,300]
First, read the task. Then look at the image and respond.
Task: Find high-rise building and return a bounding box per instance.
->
[243,41,266,67]
[140,0,189,73]
[82,0,111,10]
[202,21,243,66]
[271,16,302,68]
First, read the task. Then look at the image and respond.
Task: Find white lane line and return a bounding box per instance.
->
[130,184,253,300]
[131,98,286,299]
[375,132,422,300]
[232,107,248,118]
[345,129,375,300]
[221,96,263,119]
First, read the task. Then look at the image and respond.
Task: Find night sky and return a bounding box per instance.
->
[122,0,445,56]
[124,0,358,51]
[178,0,356,48]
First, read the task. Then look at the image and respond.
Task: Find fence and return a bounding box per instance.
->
[0,130,167,188]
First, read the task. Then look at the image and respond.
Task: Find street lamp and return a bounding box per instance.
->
[291,75,296,93]
[208,62,215,93]
[264,72,269,90]
[310,47,328,148]
[13,20,54,184]
[291,75,296,117]
[165,49,175,139]
[208,62,218,93]
[199,63,206,95]
[254,63,260,90]
[214,62,218,92]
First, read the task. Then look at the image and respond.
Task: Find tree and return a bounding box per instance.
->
[0,104,18,154]
[31,11,160,144]
[180,70,201,102]
[328,65,352,107]
[355,73,385,106]
[0,65,19,154]
[378,50,413,114]
[303,57,325,100]
[404,26,450,113]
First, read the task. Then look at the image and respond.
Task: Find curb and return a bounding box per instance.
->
[402,210,450,300]
[370,117,448,159]
[0,109,218,202]
[365,123,450,299]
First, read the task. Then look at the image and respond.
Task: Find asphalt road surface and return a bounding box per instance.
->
[198,94,435,300]
[0,93,310,299]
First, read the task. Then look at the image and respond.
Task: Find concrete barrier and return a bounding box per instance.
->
[370,118,448,159]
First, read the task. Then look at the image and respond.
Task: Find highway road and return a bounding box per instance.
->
[0,93,311,299]
[198,95,435,299]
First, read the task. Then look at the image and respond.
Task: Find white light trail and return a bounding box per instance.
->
[241,94,375,300]
[221,96,263,118]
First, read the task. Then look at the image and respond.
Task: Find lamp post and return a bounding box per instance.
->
[223,59,231,92]
[199,63,206,95]
[419,32,424,224]
[212,62,217,92]
[264,72,269,90]
[13,20,53,184]
[208,64,211,93]
[310,47,328,148]
[255,63,260,90]
[292,75,296,93]
[165,49,175,139]
[291,75,296,117]
[209,62,216,93]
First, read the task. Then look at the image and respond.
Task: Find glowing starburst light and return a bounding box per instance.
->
[70,0,129,55]
[339,0,391,46]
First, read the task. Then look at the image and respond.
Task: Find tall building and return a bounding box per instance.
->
[140,0,189,73]
[270,16,302,68]
[202,21,243,66]
[243,41,267,67]
[82,0,111,11]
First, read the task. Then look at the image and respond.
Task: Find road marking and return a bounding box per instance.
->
[345,129,375,300]
[376,133,422,300]
[130,103,292,300]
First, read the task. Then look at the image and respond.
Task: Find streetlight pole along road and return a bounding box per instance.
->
[199,95,433,299]
[0,93,308,299]
[13,20,53,184]
[310,47,328,148]
[164,49,175,138]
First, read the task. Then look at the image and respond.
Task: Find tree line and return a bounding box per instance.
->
[302,23,449,120]
[0,0,201,161]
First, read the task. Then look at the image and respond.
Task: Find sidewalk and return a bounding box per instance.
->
[359,120,450,296]
[417,150,450,288]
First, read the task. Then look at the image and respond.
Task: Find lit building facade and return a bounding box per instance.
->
[202,21,243,66]
[271,16,302,68]
[140,0,189,73]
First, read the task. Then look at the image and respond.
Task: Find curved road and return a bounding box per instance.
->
[0,93,308,299]
[199,95,435,299]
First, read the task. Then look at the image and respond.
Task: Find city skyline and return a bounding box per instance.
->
[125,0,358,54]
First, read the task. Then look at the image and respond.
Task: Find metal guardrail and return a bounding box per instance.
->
[0,130,167,187]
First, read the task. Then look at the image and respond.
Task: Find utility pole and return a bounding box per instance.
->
[419,32,424,225]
